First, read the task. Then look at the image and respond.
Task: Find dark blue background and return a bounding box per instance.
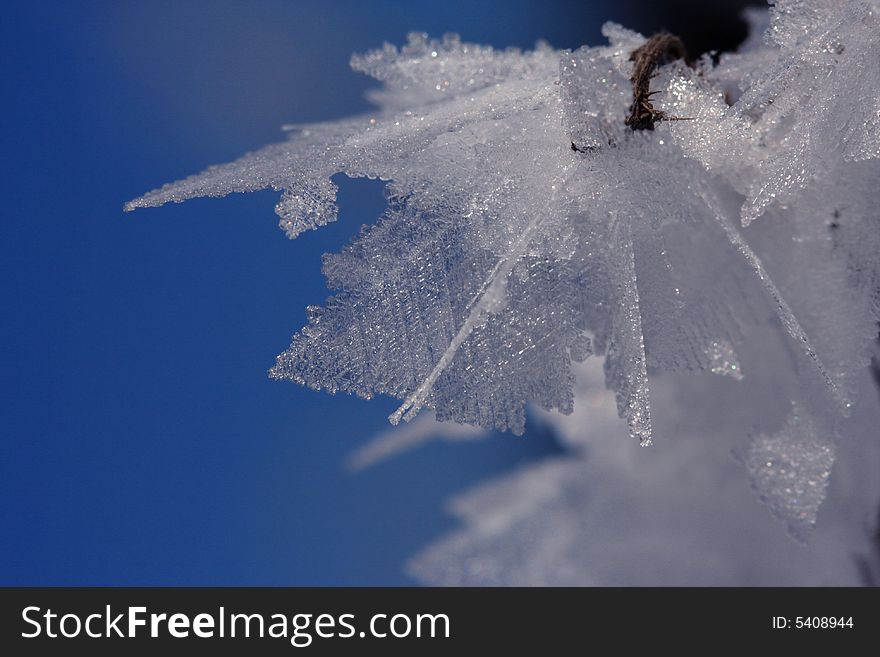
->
[0,1,748,584]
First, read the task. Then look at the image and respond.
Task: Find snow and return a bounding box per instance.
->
[402,348,880,585]
[128,1,880,541]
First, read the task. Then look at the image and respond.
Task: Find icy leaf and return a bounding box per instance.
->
[127,7,880,452]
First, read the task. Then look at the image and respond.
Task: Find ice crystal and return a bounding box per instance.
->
[127,0,879,470]
[742,402,835,540]
[706,340,744,380]
[665,0,880,225]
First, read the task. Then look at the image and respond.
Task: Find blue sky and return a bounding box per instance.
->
[1,0,633,585]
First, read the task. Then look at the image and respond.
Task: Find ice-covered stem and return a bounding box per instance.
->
[625,33,689,131]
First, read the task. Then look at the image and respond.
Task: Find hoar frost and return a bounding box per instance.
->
[128,1,880,534]
[741,402,835,541]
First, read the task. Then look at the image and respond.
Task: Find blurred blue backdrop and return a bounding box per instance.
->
[0,0,753,584]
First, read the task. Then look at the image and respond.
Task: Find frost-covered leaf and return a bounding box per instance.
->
[127,2,880,464]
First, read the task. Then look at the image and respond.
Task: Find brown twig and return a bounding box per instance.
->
[625,33,691,131]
